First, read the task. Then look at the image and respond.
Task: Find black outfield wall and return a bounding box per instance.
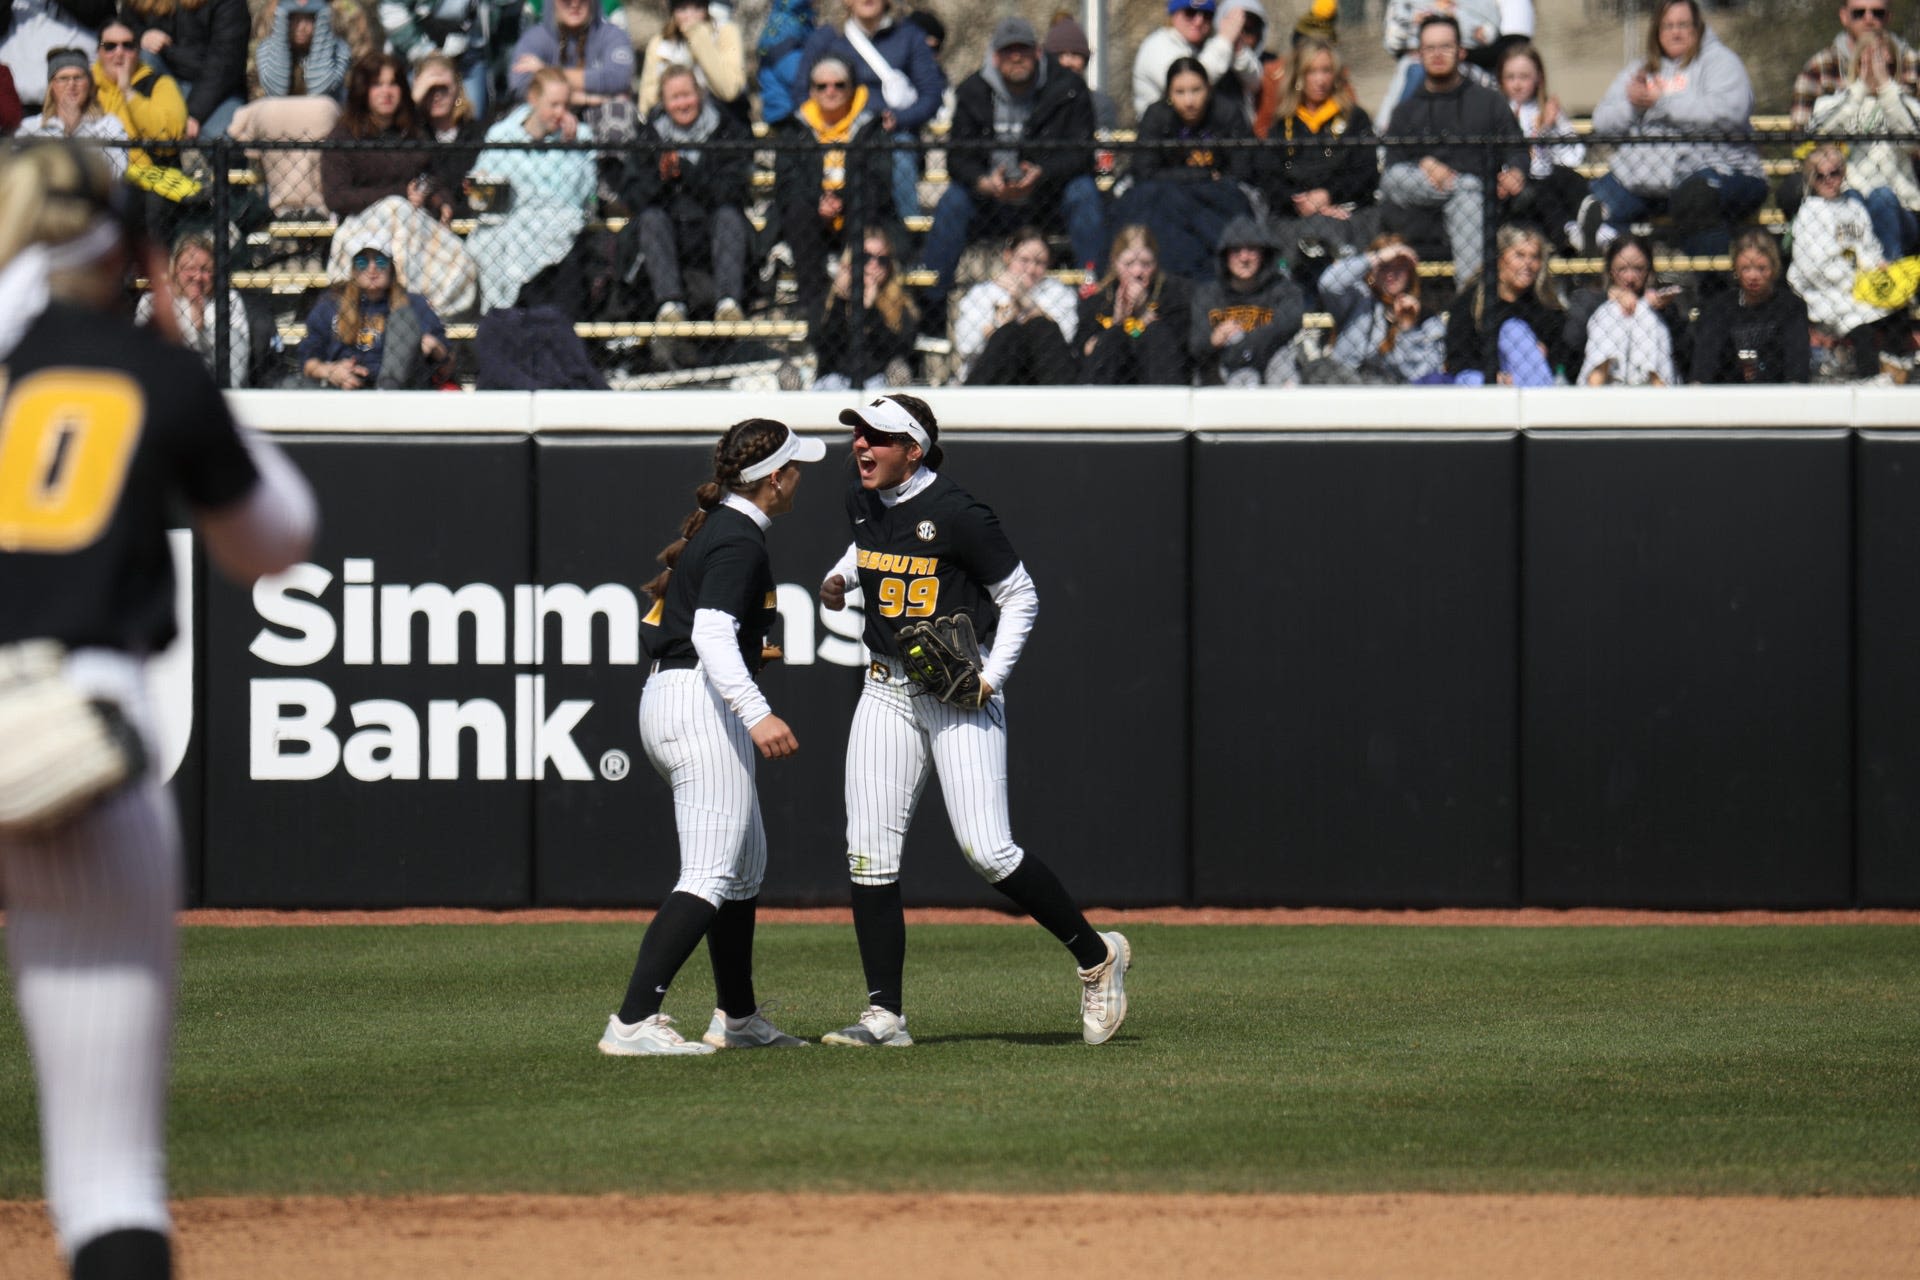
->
[1190,432,1519,907]
[186,426,1902,908]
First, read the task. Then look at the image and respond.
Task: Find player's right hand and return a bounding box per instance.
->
[820,574,847,611]
[751,715,798,759]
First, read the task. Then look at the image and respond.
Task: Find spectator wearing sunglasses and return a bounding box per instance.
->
[1809,29,1920,258]
[771,54,897,323]
[296,235,452,388]
[1782,0,1920,225]
[1792,0,1919,126]
[1790,143,1911,379]
[1132,0,1247,119]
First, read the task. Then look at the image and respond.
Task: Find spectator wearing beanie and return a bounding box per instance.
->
[1043,11,1114,130]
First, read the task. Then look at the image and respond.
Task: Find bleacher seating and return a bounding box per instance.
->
[187,112,1844,389]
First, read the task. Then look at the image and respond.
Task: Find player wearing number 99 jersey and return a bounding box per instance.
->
[817,393,1131,1049]
[0,143,317,1280]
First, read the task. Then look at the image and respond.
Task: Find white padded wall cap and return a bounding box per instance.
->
[232,388,1912,436]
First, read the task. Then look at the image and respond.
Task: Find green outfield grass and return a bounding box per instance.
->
[2,923,1917,1199]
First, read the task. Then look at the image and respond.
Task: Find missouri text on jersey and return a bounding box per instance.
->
[244,557,868,782]
[855,550,941,576]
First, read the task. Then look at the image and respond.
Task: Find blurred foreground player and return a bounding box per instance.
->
[0,142,317,1280]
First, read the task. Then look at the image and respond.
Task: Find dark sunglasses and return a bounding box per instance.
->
[352,251,392,270]
[850,424,909,447]
[1814,168,1846,180]
[98,38,136,50]
[1849,6,1888,17]
[812,78,849,90]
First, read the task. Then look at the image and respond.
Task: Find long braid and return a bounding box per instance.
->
[643,418,790,602]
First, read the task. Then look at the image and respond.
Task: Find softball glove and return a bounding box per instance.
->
[896,614,988,709]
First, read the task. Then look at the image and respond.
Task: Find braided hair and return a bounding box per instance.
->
[881,392,944,470]
[643,417,790,602]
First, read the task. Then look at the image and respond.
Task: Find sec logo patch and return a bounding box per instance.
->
[916,520,937,542]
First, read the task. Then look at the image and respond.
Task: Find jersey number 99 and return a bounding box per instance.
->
[874,575,938,618]
[0,369,146,554]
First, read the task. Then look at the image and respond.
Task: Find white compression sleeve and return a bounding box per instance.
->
[692,608,773,729]
[979,562,1038,693]
[825,541,858,590]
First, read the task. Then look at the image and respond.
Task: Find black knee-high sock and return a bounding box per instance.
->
[72,1228,170,1280]
[706,895,759,1019]
[993,855,1109,969]
[849,881,906,1014]
[618,891,719,1024]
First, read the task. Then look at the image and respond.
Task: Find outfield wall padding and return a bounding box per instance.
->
[202,437,536,907]
[1856,432,1920,907]
[1519,431,1854,908]
[1189,432,1520,906]
[174,393,1920,909]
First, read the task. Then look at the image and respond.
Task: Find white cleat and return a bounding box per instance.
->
[702,1007,808,1049]
[820,1004,914,1047]
[1077,931,1132,1045]
[598,1012,717,1056]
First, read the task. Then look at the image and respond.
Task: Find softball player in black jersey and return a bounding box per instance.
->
[817,393,1130,1047]
[0,143,316,1280]
[598,418,826,1056]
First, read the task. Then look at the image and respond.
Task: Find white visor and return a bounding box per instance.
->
[739,424,828,482]
[838,396,930,450]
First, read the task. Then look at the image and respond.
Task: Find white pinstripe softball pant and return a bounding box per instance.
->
[638,669,768,905]
[1,776,178,1257]
[844,671,1022,886]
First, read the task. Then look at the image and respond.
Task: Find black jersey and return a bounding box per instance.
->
[847,472,1020,659]
[640,504,778,670]
[0,303,258,653]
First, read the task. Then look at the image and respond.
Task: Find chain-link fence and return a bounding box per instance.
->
[66,123,1920,390]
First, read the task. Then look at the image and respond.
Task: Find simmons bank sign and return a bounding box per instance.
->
[152,538,868,785]
[244,558,867,783]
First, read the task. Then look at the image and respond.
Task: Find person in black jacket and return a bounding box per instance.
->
[130,0,251,138]
[770,56,896,324]
[918,15,1103,332]
[1110,55,1254,281]
[623,65,754,322]
[1690,227,1811,385]
[1443,223,1567,384]
[1078,222,1194,385]
[1188,214,1306,385]
[1257,35,1380,289]
[1377,13,1526,282]
[812,224,918,389]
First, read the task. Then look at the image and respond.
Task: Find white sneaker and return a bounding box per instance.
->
[1077,931,1131,1045]
[655,299,688,324]
[714,297,745,323]
[597,1012,716,1056]
[702,1006,807,1049]
[820,1005,913,1047]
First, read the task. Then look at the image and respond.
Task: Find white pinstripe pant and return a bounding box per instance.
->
[844,672,1023,886]
[1,778,178,1257]
[638,669,768,905]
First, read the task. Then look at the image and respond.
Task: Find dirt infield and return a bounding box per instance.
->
[3,1193,1918,1279]
[169,907,1920,927]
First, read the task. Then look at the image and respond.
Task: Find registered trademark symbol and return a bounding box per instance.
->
[599,749,631,781]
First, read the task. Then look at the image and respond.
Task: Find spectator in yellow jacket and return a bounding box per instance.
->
[92,13,186,169]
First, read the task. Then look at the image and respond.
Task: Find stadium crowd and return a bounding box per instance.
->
[2,0,1916,388]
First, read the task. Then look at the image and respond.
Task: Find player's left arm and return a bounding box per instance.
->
[175,369,317,584]
[977,563,1036,696]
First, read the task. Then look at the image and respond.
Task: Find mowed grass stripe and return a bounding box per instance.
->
[1,924,1915,1197]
